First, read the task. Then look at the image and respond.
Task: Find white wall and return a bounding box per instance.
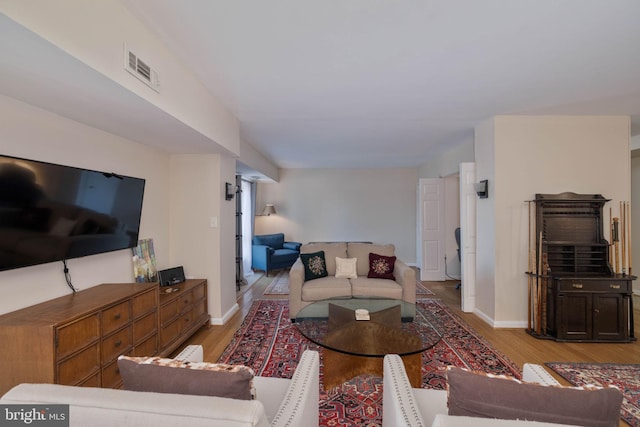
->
[0,95,171,315]
[477,115,631,326]
[473,120,497,322]
[255,168,418,263]
[238,138,279,182]
[1,1,239,154]
[0,3,241,322]
[169,155,237,323]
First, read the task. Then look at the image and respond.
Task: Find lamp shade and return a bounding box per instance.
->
[262,204,276,216]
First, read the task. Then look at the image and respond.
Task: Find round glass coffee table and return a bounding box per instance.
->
[295,298,441,389]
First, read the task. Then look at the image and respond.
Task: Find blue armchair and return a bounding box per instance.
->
[252,233,301,276]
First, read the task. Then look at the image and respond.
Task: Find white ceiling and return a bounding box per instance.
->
[122,0,640,169]
[1,2,639,172]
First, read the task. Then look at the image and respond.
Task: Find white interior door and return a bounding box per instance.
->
[419,178,445,281]
[459,163,476,312]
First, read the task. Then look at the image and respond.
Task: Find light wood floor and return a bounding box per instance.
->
[187,275,640,379]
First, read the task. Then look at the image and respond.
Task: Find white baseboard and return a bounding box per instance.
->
[209,302,239,325]
[473,307,528,329]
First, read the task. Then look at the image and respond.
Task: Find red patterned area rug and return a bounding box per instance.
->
[263,271,435,296]
[546,362,640,427]
[218,299,519,426]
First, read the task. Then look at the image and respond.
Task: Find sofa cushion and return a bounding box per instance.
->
[350,277,402,299]
[252,233,285,249]
[300,251,329,281]
[301,243,347,275]
[301,276,351,301]
[335,257,358,279]
[446,367,623,427]
[348,243,395,277]
[368,253,396,279]
[118,356,256,400]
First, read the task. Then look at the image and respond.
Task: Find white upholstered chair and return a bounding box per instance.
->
[1,347,320,427]
[382,354,575,427]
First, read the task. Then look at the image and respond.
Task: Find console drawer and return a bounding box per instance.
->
[160,299,180,325]
[102,301,131,335]
[160,319,181,348]
[58,344,100,385]
[133,311,157,343]
[133,290,157,318]
[102,327,132,363]
[57,314,100,359]
[132,334,158,356]
[102,359,122,389]
[558,280,631,293]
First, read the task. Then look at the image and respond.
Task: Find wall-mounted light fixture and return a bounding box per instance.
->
[474,180,489,199]
[225,182,238,201]
[261,204,276,216]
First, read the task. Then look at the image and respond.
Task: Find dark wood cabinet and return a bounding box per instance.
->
[548,276,632,342]
[529,193,635,343]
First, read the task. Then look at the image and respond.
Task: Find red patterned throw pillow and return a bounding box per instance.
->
[367,252,396,279]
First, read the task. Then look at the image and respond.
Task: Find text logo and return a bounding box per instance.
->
[0,405,69,426]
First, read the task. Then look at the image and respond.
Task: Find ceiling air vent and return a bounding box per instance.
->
[124,44,160,93]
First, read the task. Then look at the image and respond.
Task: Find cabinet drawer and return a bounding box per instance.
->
[58,343,100,385]
[57,314,100,359]
[102,327,132,363]
[178,291,194,312]
[133,311,157,343]
[132,334,158,356]
[192,299,207,320]
[78,372,100,388]
[192,283,206,301]
[102,301,131,335]
[558,280,631,293]
[179,310,194,333]
[160,299,180,325]
[133,290,157,318]
[160,320,181,348]
[102,359,122,389]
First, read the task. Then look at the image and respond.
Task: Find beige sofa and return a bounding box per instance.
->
[0,346,320,427]
[289,242,416,320]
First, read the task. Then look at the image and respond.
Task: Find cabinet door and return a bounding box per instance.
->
[558,293,592,340]
[593,294,627,341]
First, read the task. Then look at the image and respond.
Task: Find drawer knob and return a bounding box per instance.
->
[114,313,121,320]
[572,283,583,289]
[115,340,122,347]
[610,284,621,289]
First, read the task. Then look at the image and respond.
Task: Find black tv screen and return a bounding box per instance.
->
[0,155,145,271]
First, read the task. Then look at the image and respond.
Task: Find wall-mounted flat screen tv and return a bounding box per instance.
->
[0,154,146,271]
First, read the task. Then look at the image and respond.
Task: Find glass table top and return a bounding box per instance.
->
[294,298,441,357]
